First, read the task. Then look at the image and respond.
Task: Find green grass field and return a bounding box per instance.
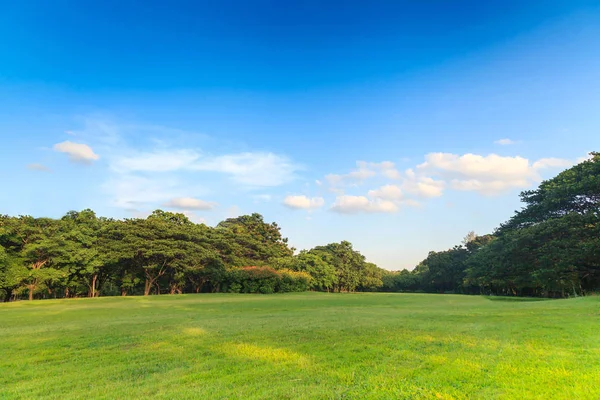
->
[1,293,599,399]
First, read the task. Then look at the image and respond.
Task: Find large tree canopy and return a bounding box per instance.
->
[0,211,383,301]
[384,153,600,298]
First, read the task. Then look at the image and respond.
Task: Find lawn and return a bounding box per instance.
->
[1,293,599,399]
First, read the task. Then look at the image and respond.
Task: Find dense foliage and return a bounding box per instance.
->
[0,212,383,301]
[384,152,600,297]
[3,153,597,301]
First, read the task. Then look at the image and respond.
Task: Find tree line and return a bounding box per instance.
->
[2,153,597,301]
[382,152,600,298]
[0,211,384,301]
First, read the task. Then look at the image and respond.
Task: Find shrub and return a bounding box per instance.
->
[223,266,311,294]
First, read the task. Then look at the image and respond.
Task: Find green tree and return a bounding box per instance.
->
[216,213,293,265]
[292,251,337,291]
[56,210,105,297]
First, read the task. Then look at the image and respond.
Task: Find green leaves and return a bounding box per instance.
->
[1,209,385,300]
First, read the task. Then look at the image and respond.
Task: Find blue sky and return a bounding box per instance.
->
[1,1,598,269]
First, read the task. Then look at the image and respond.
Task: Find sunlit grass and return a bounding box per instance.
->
[1,293,599,399]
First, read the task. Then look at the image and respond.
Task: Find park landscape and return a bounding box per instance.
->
[1,293,600,399]
[1,153,599,399]
[3,3,600,398]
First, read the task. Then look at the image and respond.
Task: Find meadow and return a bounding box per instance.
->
[1,293,599,399]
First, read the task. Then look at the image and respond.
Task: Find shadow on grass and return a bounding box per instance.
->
[484,296,553,302]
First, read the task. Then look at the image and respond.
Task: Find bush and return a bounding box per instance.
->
[228,283,242,293]
[223,266,311,294]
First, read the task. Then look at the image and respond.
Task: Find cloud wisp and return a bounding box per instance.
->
[111,149,299,187]
[71,117,302,213]
[164,197,217,210]
[26,163,51,172]
[331,195,398,214]
[283,195,325,210]
[53,141,100,164]
[325,161,401,192]
[494,138,516,145]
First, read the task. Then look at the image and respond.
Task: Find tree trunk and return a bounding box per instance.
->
[91,274,97,298]
[28,285,34,301]
[144,279,152,296]
[121,289,127,296]
[3,289,13,302]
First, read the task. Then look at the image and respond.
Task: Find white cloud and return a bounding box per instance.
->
[26,163,51,172]
[418,153,533,181]
[324,160,401,191]
[450,178,530,195]
[111,149,298,187]
[191,152,299,187]
[53,141,100,164]
[400,199,421,207]
[576,154,593,164]
[368,184,403,200]
[416,153,537,195]
[180,211,206,224]
[494,138,516,145]
[331,195,398,214]
[532,157,572,170]
[382,168,402,179]
[283,195,325,210]
[377,161,402,180]
[102,174,180,209]
[65,116,305,215]
[164,197,216,210]
[402,170,445,198]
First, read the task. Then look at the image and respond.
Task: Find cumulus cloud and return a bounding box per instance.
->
[494,138,516,145]
[368,184,403,200]
[53,141,100,164]
[401,199,421,207]
[26,163,51,172]
[532,157,572,170]
[402,170,445,198]
[382,168,402,180]
[321,151,586,210]
[331,195,398,214]
[416,153,537,195]
[283,195,325,210]
[164,197,216,210]
[418,153,533,180]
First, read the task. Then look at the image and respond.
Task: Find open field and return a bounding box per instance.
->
[1,293,599,399]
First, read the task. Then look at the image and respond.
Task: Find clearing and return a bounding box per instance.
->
[1,293,599,399]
